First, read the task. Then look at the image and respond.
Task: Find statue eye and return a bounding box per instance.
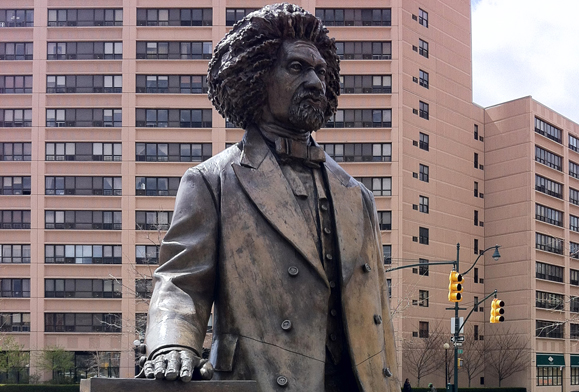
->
[289,62,302,72]
[317,68,327,77]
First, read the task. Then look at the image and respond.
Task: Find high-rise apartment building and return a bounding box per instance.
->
[0,0,577,391]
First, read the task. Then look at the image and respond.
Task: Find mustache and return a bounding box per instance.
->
[292,89,328,107]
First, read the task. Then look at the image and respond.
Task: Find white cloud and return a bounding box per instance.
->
[472,0,579,123]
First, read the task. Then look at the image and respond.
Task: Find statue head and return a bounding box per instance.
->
[207,3,340,131]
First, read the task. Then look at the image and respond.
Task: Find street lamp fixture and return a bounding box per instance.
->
[443,342,450,386]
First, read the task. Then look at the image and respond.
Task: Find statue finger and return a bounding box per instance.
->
[179,350,195,382]
[143,360,155,379]
[153,354,167,379]
[199,359,214,380]
[164,350,181,381]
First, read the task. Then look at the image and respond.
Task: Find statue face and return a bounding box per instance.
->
[263,39,328,133]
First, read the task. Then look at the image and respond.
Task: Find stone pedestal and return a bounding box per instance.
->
[80,378,257,392]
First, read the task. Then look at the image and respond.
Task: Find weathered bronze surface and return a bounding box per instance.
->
[80,378,257,392]
[141,3,400,391]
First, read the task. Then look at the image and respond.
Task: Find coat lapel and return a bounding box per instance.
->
[323,158,364,287]
[232,129,329,287]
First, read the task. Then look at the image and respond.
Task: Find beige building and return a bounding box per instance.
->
[0,0,577,390]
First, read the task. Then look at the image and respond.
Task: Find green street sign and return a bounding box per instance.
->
[458,349,463,354]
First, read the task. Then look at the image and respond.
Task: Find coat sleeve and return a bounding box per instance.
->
[361,186,401,390]
[144,167,218,358]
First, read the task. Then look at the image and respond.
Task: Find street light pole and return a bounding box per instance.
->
[453,244,460,392]
[443,342,450,386]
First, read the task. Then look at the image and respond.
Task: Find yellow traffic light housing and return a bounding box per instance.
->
[458,358,463,368]
[490,298,505,323]
[448,271,463,302]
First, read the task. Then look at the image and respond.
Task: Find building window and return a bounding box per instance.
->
[573,366,579,385]
[45,244,122,264]
[0,244,30,264]
[419,164,429,182]
[419,321,429,338]
[474,325,479,339]
[136,245,159,265]
[571,269,579,286]
[316,8,391,26]
[46,108,122,127]
[536,233,563,255]
[135,109,212,128]
[335,41,392,60]
[535,117,562,143]
[570,134,579,152]
[419,227,429,245]
[225,8,258,26]
[135,279,153,299]
[0,313,30,332]
[535,174,562,199]
[136,75,209,94]
[46,142,121,161]
[535,291,564,310]
[339,75,392,94]
[136,177,181,196]
[73,351,120,380]
[386,279,392,299]
[45,313,122,333]
[571,297,579,313]
[474,239,479,255]
[474,210,479,226]
[419,101,429,119]
[419,196,429,213]
[0,176,31,195]
[377,211,392,230]
[47,75,122,94]
[0,279,30,297]
[419,70,429,88]
[474,124,479,140]
[535,146,562,171]
[326,109,392,128]
[474,268,479,283]
[536,320,564,339]
[0,210,31,229]
[354,177,392,196]
[572,242,579,259]
[136,8,212,26]
[45,176,121,196]
[537,261,563,282]
[0,75,32,93]
[48,9,122,26]
[419,132,429,150]
[136,142,212,162]
[135,211,173,231]
[418,290,429,307]
[535,204,563,227]
[45,210,122,230]
[419,258,429,276]
[418,39,428,58]
[537,366,562,386]
[1,142,31,161]
[0,109,32,127]
[571,188,579,206]
[45,279,121,298]
[0,9,34,27]
[571,215,579,232]
[571,161,579,179]
[474,297,479,312]
[320,143,392,162]
[136,41,212,59]
[383,245,391,265]
[47,41,122,60]
[0,42,33,60]
[572,324,579,339]
[418,8,428,27]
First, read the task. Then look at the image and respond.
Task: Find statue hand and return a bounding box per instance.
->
[143,349,214,382]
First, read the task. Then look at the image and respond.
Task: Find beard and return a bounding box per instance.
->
[287,89,328,132]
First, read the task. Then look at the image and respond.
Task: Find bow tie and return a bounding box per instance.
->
[274,137,326,168]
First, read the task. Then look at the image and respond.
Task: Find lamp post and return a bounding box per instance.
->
[443,342,450,386]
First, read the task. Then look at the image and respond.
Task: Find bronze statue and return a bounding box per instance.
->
[140,4,399,391]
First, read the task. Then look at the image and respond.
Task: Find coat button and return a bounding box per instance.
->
[330,281,336,288]
[287,266,299,276]
[281,319,292,331]
[383,367,392,377]
[374,314,382,324]
[330,309,337,317]
[363,263,372,272]
[324,227,331,234]
[325,253,333,261]
[321,204,328,211]
[330,333,337,341]
[277,375,288,387]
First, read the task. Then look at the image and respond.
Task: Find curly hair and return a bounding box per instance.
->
[207,3,340,130]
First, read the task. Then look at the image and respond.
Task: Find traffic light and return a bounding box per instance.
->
[490,298,505,323]
[448,271,463,302]
[457,358,463,368]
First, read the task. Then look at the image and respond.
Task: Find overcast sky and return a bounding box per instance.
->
[471,0,579,124]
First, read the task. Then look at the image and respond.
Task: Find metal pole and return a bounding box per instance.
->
[445,348,448,385]
[454,243,460,392]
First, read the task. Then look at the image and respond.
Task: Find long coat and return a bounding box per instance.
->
[144,128,399,391]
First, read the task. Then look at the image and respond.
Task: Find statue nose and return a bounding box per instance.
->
[304,69,325,93]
